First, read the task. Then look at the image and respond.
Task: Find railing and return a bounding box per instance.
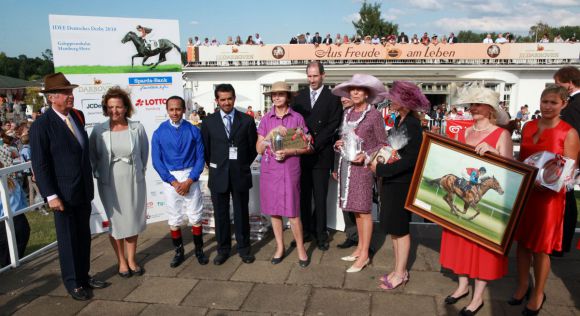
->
[0,162,54,274]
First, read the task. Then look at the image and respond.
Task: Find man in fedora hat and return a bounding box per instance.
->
[201,84,258,265]
[30,72,110,301]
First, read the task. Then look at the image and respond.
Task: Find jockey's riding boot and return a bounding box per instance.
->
[192,226,209,265]
[193,234,209,265]
[170,233,185,268]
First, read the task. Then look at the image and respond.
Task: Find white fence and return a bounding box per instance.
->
[0,162,55,274]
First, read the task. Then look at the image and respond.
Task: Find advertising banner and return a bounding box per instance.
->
[49,14,183,233]
[188,43,580,62]
[445,119,475,138]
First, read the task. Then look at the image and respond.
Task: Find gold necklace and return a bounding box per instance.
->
[472,124,492,132]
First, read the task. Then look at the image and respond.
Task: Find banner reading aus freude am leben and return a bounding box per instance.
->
[49,14,183,233]
[188,43,580,62]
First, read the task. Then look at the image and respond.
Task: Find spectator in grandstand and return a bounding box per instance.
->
[441,35,448,44]
[539,33,550,43]
[343,34,350,44]
[297,34,307,44]
[289,35,298,44]
[506,32,515,43]
[225,36,234,45]
[234,35,243,46]
[335,33,342,45]
[495,33,508,44]
[398,32,409,44]
[202,38,210,46]
[448,32,459,44]
[431,35,439,45]
[531,110,541,120]
[411,34,419,44]
[353,34,362,44]
[554,34,564,43]
[363,35,372,44]
[371,34,381,45]
[387,35,397,45]
[245,35,255,45]
[193,36,201,46]
[483,33,493,44]
[312,32,322,44]
[323,33,333,45]
[255,33,264,45]
[245,106,255,118]
[305,32,312,44]
[421,32,430,45]
[210,38,220,46]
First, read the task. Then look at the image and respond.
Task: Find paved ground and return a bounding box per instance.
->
[1,222,579,316]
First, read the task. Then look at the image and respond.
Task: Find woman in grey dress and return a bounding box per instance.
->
[89,87,149,278]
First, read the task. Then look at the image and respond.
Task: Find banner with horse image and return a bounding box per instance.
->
[49,15,181,73]
[405,132,537,254]
[49,15,183,233]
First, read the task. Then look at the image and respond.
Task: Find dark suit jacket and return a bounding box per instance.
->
[30,108,94,206]
[201,110,258,193]
[376,115,423,183]
[448,36,459,44]
[323,37,332,44]
[312,36,322,44]
[561,92,580,135]
[292,86,342,169]
[398,35,409,43]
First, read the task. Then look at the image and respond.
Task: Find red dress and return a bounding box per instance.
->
[440,127,508,280]
[515,120,572,254]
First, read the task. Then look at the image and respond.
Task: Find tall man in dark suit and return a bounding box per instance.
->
[292,61,342,250]
[30,73,109,301]
[201,84,258,265]
[553,66,580,256]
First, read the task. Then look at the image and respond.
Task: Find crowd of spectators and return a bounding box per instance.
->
[188,31,578,47]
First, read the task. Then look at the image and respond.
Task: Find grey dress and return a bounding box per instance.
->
[98,130,147,239]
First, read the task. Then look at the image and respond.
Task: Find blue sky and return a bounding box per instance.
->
[1,0,578,57]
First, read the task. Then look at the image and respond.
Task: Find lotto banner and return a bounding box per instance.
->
[49,15,183,233]
[445,120,475,138]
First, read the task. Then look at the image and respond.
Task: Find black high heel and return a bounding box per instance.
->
[508,286,531,306]
[522,293,546,316]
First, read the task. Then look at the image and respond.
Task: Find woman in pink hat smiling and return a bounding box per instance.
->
[332,74,387,273]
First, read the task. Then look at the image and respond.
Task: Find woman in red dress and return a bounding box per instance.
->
[511,85,580,315]
[440,86,513,316]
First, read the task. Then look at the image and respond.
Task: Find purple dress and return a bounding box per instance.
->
[258,108,308,217]
[338,107,386,213]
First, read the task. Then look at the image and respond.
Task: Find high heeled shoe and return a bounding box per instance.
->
[346,258,369,273]
[340,255,359,262]
[508,285,531,306]
[522,293,546,316]
[379,271,408,290]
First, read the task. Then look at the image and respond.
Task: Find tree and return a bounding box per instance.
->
[352,1,398,37]
[529,21,551,41]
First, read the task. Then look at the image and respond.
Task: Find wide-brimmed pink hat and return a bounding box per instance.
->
[331,74,387,104]
[381,81,430,112]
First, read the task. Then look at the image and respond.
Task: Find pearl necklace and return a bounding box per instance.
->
[472,124,492,132]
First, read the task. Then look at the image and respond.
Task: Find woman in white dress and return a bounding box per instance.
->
[89,87,149,278]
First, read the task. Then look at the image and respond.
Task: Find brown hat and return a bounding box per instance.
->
[263,81,293,95]
[40,72,78,93]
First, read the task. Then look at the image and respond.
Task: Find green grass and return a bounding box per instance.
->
[55,64,182,74]
[24,208,56,256]
[416,179,510,244]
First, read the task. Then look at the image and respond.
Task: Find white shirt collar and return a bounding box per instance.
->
[53,109,71,121]
[220,108,236,120]
[570,90,580,98]
[309,86,323,95]
[169,119,183,128]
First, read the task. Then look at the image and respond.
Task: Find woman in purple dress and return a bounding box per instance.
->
[332,74,387,273]
[257,82,313,267]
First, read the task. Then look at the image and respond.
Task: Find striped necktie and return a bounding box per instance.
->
[224,114,232,137]
[310,90,317,107]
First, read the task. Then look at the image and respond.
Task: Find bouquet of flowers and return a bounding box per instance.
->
[523,151,576,192]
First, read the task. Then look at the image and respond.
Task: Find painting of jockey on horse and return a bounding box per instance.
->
[122,25,181,69]
[405,134,536,250]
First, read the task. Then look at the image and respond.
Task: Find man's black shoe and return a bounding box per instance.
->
[195,249,209,265]
[337,239,357,249]
[213,253,229,265]
[290,235,313,247]
[69,287,90,301]
[241,254,256,264]
[317,241,329,251]
[86,278,111,289]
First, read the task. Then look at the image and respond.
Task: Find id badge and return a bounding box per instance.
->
[229,147,238,160]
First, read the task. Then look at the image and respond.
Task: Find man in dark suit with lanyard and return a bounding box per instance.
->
[30,73,109,301]
[553,66,580,257]
[201,84,258,265]
[292,61,342,250]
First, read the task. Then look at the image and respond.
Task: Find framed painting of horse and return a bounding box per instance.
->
[405,132,537,255]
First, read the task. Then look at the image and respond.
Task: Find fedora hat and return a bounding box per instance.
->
[263,81,293,95]
[40,72,78,93]
[331,74,387,104]
[456,83,509,125]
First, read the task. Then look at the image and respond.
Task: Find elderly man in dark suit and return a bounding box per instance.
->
[30,73,109,301]
[201,84,258,265]
[553,66,580,257]
[292,61,342,250]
